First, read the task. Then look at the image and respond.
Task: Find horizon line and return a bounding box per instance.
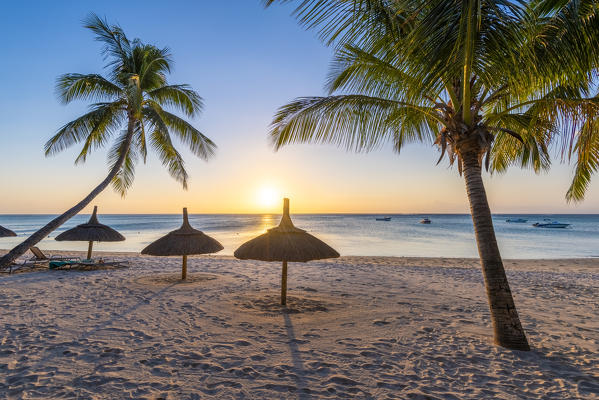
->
[1,212,598,216]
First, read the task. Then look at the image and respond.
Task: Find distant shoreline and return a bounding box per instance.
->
[1,212,599,215]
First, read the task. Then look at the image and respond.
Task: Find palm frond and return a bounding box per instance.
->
[74,101,127,164]
[327,44,438,104]
[157,110,215,160]
[489,118,552,173]
[264,0,400,47]
[84,13,133,75]
[56,74,122,104]
[146,84,203,117]
[135,120,148,163]
[45,101,125,156]
[270,95,440,152]
[108,129,138,196]
[566,117,599,201]
[143,105,189,188]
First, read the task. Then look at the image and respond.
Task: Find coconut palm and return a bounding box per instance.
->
[264,0,599,350]
[0,14,216,268]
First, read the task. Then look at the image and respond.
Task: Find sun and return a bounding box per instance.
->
[256,186,280,209]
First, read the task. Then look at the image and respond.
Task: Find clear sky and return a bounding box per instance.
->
[0,1,597,214]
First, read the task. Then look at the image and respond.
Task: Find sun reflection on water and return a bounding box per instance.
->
[258,214,278,233]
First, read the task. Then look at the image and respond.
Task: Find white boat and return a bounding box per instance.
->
[506,218,527,223]
[532,221,570,228]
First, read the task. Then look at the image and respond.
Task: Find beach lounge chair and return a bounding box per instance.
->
[2,258,48,275]
[49,258,128,270]
[1,260,46,274]
[29,246,78,262]
[1,247,82,274]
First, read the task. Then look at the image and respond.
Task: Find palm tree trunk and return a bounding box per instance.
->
[461,150,530,351]
[0,123,135,269]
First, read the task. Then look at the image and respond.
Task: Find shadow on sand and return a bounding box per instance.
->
[283,312,313,400]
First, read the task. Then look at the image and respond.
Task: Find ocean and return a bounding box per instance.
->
[0,214,598,259]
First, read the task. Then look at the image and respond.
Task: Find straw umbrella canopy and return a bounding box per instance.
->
[141,208,223,280]
[55,206,125,259]
[234,198,339,305]
[0,225,16,238]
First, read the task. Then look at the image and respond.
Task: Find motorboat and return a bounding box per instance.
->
[532,221,570,228]
[419,218,431,224]
[506,218,527,223]
[375,217,391,221]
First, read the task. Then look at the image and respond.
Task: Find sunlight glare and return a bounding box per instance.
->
[256,186,280,210]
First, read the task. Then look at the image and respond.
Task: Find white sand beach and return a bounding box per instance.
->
[0,252,597,399]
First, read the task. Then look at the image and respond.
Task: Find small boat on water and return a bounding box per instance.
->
[375,217,391,221]
[532,221,570,228]
[419,218,431,224]
[506,218,527,223]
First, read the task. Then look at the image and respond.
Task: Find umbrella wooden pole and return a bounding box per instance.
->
[87,241,93,259]
[281,260,288,306]
[182,255,187,280]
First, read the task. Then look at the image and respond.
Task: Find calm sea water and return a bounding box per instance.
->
[0,214,598,259]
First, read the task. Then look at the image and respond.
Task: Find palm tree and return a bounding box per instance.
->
[0,14,216,268]
[264,0,599,350]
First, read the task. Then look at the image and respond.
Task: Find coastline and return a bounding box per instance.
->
[1,252,597,398]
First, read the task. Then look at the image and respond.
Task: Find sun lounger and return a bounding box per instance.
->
[29,246,79,262]
[1,259,47,275]
[1,247,83,274]
[49,258,129,270]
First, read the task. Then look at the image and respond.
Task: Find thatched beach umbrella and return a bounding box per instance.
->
[0,225,17,238]
[234,198,339,305]
[141,208,223,280]
[55,206,125,259]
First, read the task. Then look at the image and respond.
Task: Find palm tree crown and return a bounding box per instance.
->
[266,0,598,198]
[46,14,216,195]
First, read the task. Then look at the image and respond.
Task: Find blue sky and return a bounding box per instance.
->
[0,0,597,214]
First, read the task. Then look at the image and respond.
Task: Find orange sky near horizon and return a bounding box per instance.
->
[3,141,598,215]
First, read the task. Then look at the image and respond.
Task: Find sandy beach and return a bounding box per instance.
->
[0,251,597,399]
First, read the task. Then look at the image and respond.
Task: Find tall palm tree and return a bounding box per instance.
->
[0,14,216,268]
[264,0,599,350]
